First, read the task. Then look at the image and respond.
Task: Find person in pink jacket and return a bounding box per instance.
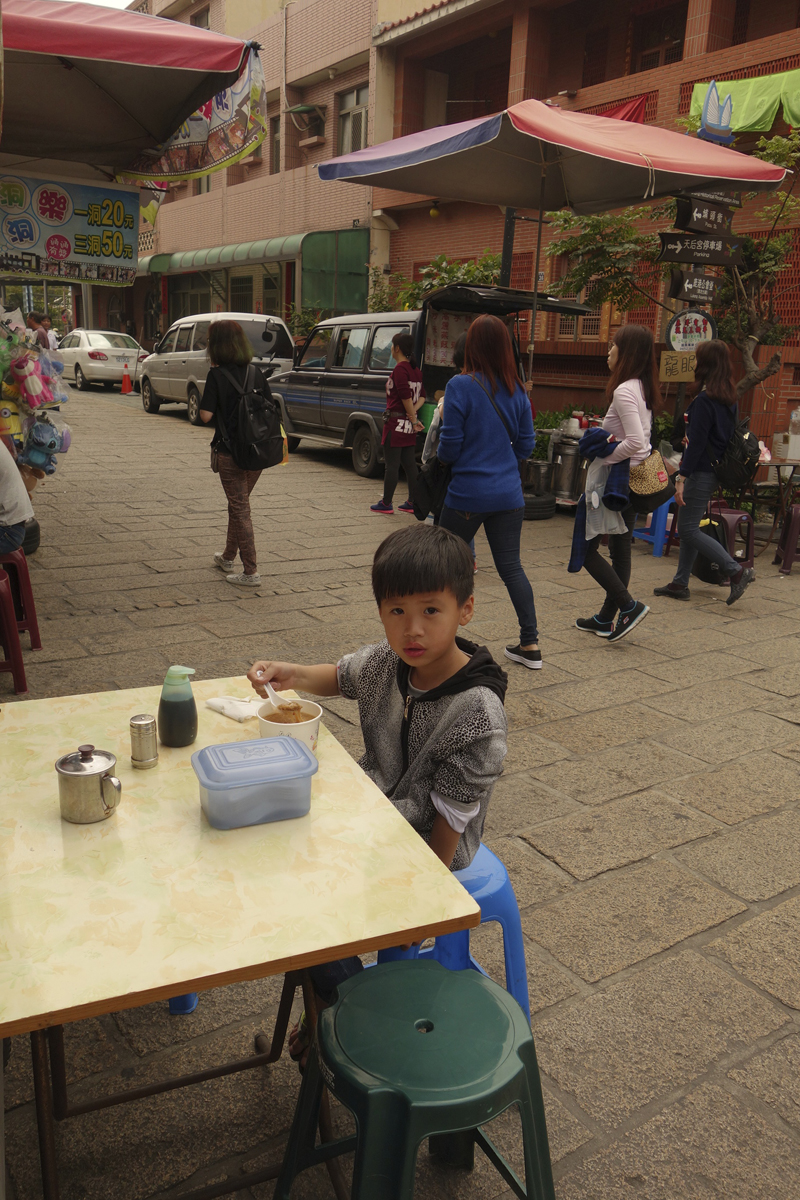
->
[575,324,659,643]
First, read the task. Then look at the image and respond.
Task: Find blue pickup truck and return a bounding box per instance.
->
[269,284,590,477]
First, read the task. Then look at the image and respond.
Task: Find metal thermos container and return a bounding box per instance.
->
[130,713,159,769]
[552,438,581,500]
[56,745,122,824]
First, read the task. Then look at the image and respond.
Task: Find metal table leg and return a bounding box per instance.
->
[30,1030,60,1200]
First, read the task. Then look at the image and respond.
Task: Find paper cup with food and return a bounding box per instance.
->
[257,697,322,753]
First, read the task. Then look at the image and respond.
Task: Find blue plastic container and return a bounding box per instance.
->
[191,736,318,830]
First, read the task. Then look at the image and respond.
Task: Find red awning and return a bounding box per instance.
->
[0,0,252,174]
[596,96,647,124]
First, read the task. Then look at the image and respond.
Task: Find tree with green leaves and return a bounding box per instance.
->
[368,251,501,312]
[546,131,800,398]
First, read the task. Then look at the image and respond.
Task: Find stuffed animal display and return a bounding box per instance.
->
[19,418,71,475]
[11,354,54,409]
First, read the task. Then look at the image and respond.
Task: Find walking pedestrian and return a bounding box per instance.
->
[0,440,33,555]
[199,320,268,588]
[371,332,425,515]
[41,316,59,350]
[26,312,48,350]
[422,333,477,570]
[575,324,656,643]
[654,338,754,605]
[436,314,540,668]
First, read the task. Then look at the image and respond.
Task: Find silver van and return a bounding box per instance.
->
[139,311,295,424]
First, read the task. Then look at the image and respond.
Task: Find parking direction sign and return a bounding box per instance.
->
[657,232,742,266]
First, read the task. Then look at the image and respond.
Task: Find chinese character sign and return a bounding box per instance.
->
[0,175,138,286]
[425,310,475,367]
[665,309,717,354]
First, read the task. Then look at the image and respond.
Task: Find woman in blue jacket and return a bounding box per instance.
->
[438,314,540,668]
[654,338,754,606]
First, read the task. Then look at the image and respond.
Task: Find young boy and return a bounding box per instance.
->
[247,522,507,873]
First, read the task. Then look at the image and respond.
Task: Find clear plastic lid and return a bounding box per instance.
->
[191,736,318,789]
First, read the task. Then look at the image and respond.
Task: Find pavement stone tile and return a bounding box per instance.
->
[727,635,800,669]
[718,614,800,644]
[484,837,572,907]
[523,859,745,981]
[535,703,686,754]
[545,643,665,678]
[503,728,571,773]
[668,751,798,824]
[469,923,579,1015]
[636,650,756,686]
[642,676,765,718]
[558,1083,800,1200]
[525,791,717,880]
[728,1033,800,1133]
[709,896,800,1009]
[631,627,742,658]
[503,691,579,730]
[536,951,787,1127]
[530,670,675,715]
[482,773,581,837]
[532,741,706,805]
[657,711,790,763]
[678,809,800,900]
[739,661,800,697]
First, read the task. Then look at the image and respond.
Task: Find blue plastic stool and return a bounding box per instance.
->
[168,992,198,1015]
[631,498,675,558]
[378,843,530,1022]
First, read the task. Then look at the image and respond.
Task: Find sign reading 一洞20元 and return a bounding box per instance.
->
[657,232,742,266]
[0,175,139,286]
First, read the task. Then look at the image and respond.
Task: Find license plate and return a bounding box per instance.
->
[115,355,127,363]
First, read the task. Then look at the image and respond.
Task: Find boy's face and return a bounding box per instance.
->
[379,588,474,669]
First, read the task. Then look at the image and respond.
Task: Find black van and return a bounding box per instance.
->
[268,285,590,476]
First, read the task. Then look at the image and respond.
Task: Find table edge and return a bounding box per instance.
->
[0,905,480,1038]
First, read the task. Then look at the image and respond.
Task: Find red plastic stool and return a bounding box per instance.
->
[773,504,800,576]
[0,569,28,693]
[711,506,755,570]
[0,548,41,649]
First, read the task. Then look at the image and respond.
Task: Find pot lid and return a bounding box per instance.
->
[192,736,318,790]
[55,744,117,776]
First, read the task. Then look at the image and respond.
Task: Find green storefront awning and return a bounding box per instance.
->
[137,235,307,276]
[690,69,800,132]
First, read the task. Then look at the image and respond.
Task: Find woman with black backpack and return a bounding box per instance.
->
[200,320,270,587]
[654,338,754,606]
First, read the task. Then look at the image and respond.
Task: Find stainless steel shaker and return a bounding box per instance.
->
[55,745,122,824]
[130,713,158,769]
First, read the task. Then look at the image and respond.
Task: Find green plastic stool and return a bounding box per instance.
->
[274,960,555,1200]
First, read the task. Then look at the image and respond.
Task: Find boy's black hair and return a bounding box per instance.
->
[372,524,474,607]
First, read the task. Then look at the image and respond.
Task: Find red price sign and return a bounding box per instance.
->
[45,234,71,260]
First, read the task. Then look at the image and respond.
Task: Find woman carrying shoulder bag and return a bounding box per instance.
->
[654,338,754,606]
[575,324,657,643]
[199,320,268,588]
[437,314,539,668]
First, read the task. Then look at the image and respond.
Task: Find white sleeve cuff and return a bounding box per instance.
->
[431,790,481,834]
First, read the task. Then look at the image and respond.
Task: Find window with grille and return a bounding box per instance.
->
[194,176,211,196]
[732,0,750,43]
[338,86,369,155]
[583,28,609,88]
[230,276,253,312]
[270,117,281,175]
[634,0,687,72]
[556,279,603,340]
[190,8,209,27]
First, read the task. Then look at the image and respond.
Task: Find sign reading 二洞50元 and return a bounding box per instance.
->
[0,175,139,286]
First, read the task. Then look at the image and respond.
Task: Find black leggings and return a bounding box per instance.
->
[582,504,636,622]
[383,444,418,506]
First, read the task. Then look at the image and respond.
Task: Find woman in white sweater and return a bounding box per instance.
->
[576,324,658,643]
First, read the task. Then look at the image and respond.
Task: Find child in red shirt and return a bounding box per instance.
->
[371,332,425,515]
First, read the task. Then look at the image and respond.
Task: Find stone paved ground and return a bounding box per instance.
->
[4,387,800,1200]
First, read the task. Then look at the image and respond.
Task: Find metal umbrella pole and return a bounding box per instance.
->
[528,163,547,382]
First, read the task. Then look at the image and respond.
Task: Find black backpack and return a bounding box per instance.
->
[710,416,760,492]
[219,365,285,471]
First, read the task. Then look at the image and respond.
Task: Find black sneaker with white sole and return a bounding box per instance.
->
[575,615,613,637]
[727,566,755,606]
[607,600,650,643]
[504,644,542,670]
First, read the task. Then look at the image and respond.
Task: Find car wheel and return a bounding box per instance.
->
[352,425,380,478]
[187,387,202,425]
[287,436,301,452]
[523,492,557,521]
[74,365,88,391]
[22,517,40,555]
[141,378,161,414]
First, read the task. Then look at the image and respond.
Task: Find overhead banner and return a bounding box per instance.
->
[119,46,267,185]
[0,174,138,285]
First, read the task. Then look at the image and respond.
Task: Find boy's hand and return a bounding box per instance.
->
[247,660,299,698]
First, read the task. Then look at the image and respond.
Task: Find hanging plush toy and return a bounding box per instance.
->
[11,354,54,410]
[38,350,69,407]
[19,417,71,474]
[0,388,23,449]
[0,321,23,379]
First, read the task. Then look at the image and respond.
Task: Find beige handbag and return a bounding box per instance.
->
[628,448,674,514]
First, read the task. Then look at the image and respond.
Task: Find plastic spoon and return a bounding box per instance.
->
[256,672,286,709]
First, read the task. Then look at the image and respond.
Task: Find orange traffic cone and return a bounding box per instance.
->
[121,362,132,394]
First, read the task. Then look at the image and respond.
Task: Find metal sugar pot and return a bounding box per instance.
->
[55,745,122,824]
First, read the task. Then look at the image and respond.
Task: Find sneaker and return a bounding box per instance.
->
[214,552,236,571]
[504,644,542,670]
[575,615,613,638]
[397,499,415,514]
[607,600,650,643]
[727,566,755,606]
[370,500,394,515]
[654,583,690,601]
[226,572,261,587]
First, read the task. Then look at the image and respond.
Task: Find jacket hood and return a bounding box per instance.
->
[396,637,508,705]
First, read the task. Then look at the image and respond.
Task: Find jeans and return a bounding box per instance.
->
[582,505,636,622]
[0,522,25,555]
[673,471,739,586]
[383,444,417,506]
[307,956,364,1003]
[440,504,538,644]
[217,452,262,574]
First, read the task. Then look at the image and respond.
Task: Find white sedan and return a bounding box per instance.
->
[58,329,148,391]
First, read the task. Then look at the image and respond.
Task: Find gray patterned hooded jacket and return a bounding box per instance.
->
[337,638,508,871]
